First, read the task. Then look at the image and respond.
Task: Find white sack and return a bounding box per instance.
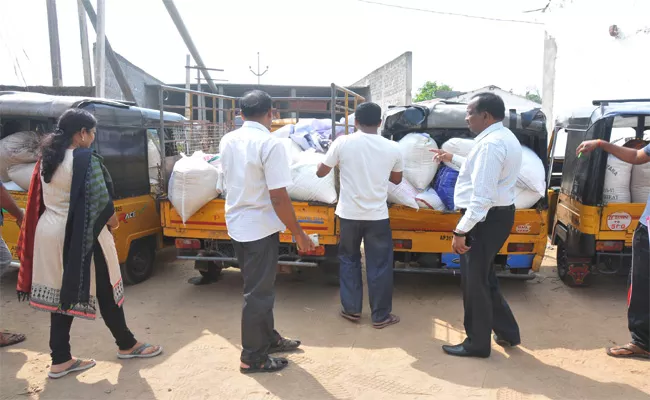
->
[2,181,24,192]
[0,131,41,182]
[168,152,220,223]
[517,146,546,196]
[441,138,474,170]
[388,179,420,210]
[7,163,36,191]
[279,138,304,166]
[416,187,446,211]
[602,154,632,204]
[338,114,355,135]
[287,152,337,204]
[147,135,162,191]
[514,186,543,209]
[398,133,439,191]
[273,124,294,139]
[631,162,650,203]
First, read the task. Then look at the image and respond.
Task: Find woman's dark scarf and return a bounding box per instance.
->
[17,148,115,314]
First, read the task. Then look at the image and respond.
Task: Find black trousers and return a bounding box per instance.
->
[460,206,520,356]
[233,232,282,365]
[50,248,136,365]
[628,223,649,351]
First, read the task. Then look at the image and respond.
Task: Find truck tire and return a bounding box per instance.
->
[121,237,156,285]
[556,239,592,287]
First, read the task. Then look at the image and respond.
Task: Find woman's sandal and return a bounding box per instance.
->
[340,310,361,323]
[269,338,301,354]
[117,343,163,359]
[240,356,289,374]
[606,343,650,359]
[373,314,400,329]
[48,359,96,379]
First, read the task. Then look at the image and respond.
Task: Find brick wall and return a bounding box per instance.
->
[351,52,413,111]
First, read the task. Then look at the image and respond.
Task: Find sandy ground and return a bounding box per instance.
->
[1,246,649,400]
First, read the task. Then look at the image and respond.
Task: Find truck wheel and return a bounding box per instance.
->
[557,240,592,287]
[195,260,222,281]
[121,237,156,285]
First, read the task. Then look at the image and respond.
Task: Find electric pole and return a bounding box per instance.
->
[46,0,63,86]
[249,52,269,85]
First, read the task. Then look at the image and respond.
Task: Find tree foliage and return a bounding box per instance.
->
[413,81,454,102]
[525,90,542,104]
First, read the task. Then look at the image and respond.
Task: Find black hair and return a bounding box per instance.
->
[240,90,273,118]
[355,102,382,126]
[41,108,97,183]
[472,92,505,120]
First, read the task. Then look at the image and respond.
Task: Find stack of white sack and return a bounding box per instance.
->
[398,133,440,191]
[168,151,221,224]
[416,187,446,211]
[388,179,420,210]
[287,150,338,204]
[603,154,632,204]
[631,162,650,203]
[279,138,304,166]
[441,138,546,209]
[0,131,42,184]
[8,162,37,191]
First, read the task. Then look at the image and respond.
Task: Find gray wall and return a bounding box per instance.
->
[352,52,413,111]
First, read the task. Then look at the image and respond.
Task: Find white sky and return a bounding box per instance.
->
[0,0,550,95]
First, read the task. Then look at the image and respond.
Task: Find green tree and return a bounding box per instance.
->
[413,81,454,102]
[525,90,542,104]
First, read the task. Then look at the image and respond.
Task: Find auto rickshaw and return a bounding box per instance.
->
[549,99,650,286]
[0,91,186,284]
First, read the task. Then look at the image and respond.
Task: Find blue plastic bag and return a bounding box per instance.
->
[433,166,459,210]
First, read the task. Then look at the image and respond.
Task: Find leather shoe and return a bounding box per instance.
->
[442,344,490,358]
[493,334,520,348]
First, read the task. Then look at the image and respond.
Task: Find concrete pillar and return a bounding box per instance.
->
[542,32,558,139]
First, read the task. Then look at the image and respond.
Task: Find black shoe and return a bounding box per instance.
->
[493,334,520,348]
[442,344,490,358]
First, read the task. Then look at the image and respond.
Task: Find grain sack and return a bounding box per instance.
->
[0,131,42,182]
[631,162,650,203]
[288,152,337,204]
[168,152,220,223]
[514,186,543,209]
[398,133,440,191]
[441,138,474,170]
[273,124,294,139]
[387,179,419,210]
[416,187,446,211]
[602,154,632,204]
[2,181,24,192]
[279,138,304,166]
[433,166,460,210]
[517,146,546,196]
[7,162,36,191]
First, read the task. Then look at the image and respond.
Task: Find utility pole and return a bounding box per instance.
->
[94,0,106,97]
[46,0,63,86]
[249,52,269,85]
[77,0,92,86]
[185,54,191,118]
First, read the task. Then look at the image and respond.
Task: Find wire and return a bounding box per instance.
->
[357,0,544,25]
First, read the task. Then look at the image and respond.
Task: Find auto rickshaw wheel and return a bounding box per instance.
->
[121,237,156,285]
[556,239,592,287]
[196,261,222,280]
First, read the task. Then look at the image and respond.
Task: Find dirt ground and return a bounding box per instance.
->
[1,246,649,400]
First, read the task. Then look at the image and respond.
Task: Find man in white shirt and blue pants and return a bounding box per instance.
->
[220,90,315,373]
[317,102,403,329]
[434,93,522,358]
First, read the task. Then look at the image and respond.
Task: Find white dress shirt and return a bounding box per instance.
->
[453,122,522,233]
[220,121,293,242]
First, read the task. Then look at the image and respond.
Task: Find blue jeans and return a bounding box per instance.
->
[338,218,394,323]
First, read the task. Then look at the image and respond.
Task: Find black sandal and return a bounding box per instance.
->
[269,337,301,354]
[373,314,400,329]
[240,356,289,374]
[340,309,361,322]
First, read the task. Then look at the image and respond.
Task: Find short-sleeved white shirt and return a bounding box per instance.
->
[323,131,403,221]
[220,121,293,242]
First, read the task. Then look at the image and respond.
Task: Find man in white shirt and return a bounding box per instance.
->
[316,102,403,329]
[220,90,315,374]
[433,93,522,358]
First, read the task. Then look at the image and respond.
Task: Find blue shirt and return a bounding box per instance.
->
[641,144,650,226]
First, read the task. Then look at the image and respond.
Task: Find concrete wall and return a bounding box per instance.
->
[351,52,413,111]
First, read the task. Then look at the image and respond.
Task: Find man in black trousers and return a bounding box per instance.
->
[433,93,522,358]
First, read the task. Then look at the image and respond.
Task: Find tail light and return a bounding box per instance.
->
[507,243,534,253]
[298,245,326,256]
[393,239,412,250]
[596,241,624,252]
[176,239,201,249]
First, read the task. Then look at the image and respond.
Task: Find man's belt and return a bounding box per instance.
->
[458,204,515,215]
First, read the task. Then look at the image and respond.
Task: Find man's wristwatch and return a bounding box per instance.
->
[452,230,466,237]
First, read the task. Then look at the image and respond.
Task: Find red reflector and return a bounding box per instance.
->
[596,241,624,252]
[298,245,326,256]
[393,239,413,250]
[175,239,200,249]
[507,243,534,252]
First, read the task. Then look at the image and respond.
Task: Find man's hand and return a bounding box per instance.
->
[575,140,601,156]
[452,235,470,255]
[295,231,316,252]
[431,149,453,164]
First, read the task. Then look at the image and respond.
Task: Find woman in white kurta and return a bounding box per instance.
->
[20,108,162,379]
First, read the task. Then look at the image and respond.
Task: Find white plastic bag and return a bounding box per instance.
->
[287,152,337,204]
[602,154,632,204]
[416,187,446,211]
[7,162,36,191]
[168,152,220,223]
[514,186,543,209]
[631,163,650,203]
[441,138,474,170]
[387,179,420,209]
[516,146,546,196]
[0,131,41,182]
[398,133,439,191]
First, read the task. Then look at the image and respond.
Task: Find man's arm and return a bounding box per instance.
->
[389,149,404,185]
[389,171,402,185]
[316,164,332,178]
[317,138,342,178]
[577,140,650,165]
[431,149,466,169]
[0,183,24,226]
